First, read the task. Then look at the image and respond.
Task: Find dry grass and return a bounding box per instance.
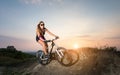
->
[1,47,120,75]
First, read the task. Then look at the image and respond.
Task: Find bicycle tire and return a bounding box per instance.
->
[67,50,79,65]
[37,50,51,65]
[56,47,72,66]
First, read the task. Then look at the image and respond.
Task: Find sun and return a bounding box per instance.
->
[73,43,79,49]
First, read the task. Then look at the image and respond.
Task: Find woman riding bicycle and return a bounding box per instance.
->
[36,21,59,56]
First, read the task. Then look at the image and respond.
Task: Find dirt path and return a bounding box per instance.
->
[22,51,120,75]
[24,60,82,75]
[1,49,120,75]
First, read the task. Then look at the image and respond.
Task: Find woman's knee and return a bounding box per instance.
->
[38,40,47,48]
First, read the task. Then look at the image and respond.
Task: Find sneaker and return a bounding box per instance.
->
[45,55,49,59]
[40,55,48,60]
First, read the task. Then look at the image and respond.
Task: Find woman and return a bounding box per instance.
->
[36,21,59,56]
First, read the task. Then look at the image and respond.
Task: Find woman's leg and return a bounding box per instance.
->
[45,42,48,53]
[38,40,48,55]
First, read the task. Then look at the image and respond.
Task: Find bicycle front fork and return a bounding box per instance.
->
[56,49,64,58]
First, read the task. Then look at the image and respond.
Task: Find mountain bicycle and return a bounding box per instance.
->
[36,38,79,66]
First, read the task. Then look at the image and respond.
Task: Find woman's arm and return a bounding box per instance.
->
[45,28,58,38]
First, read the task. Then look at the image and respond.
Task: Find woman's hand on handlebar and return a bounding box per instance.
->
[55,36,59,39]
[44,36,59,43]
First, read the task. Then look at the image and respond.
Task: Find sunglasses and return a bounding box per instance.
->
[40,23,44,26]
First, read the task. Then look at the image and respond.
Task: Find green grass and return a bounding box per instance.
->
[0,48,36,66]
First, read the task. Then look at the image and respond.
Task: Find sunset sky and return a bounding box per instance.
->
[0,0,120,51]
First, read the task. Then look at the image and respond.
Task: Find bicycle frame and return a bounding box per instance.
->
[37,38,79,66]
[47,39,64,59]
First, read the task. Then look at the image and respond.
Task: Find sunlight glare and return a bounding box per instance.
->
[73,43,79,49]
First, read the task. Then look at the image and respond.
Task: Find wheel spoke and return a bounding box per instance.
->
[56,47,72,66]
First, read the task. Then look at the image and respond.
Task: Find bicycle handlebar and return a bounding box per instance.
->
[44,38,58,43]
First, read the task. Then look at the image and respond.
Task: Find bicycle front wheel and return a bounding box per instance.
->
[67,50,79,65]
[37,50,51,65]
[56,47,72,66]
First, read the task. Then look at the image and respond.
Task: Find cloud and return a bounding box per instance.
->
[53,0,64,3]
[20,0,42,4]
[20,0,64,5]
[105,36,120,40]
[76,35,91,38]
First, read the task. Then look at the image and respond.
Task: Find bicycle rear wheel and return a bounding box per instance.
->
[56,47,72,66]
